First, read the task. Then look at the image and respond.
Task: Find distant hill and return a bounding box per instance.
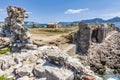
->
[58,17,120,25]
[81,18,105,23]
[58,22,76,25]
[1,17,120,27]
[106,17,120,22]
[82,17,120,23]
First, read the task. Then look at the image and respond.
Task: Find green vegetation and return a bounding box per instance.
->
[0,75,8,80]
[63,23,79,27]
[0,47,10,54]
[38,28,73,33]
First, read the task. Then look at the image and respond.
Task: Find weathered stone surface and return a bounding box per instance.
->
[45,66,74,80]
[75,22,91,54]
[36,78,47,80]
[34,60,74,80]
[0,56,16,70]
[63,44,76,56]
[36,59,46,65]
[78,30,120,75]
[16,64,33,77]
[0,37,10,49]
[4,68,14,79]
[17,76,29,80]
[26,54,38,63]
[0,69,4,76]
[0,6,37,52]
[82,75,94,80]
[14,52,31,63]
[39,46,68,66]
[33,65,46,78]
[74,22,117,54]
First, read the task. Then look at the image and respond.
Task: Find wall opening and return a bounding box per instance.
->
[91,28,99,43]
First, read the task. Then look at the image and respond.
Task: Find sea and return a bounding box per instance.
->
[24,24,47,27]
[103,73,120,80]
[24,22,120,28]
[112,22,120,28]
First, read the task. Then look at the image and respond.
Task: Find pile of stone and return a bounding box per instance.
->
[0,6,37,52]
[0,45,103,80]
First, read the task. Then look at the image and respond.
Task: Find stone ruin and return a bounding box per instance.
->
[0,6,119,80]
[74,22,120,75]
[74,22,117,54]
[0,6,37,52]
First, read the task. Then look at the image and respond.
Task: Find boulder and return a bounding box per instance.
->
[34,63,74,80]
[39,46,68,66]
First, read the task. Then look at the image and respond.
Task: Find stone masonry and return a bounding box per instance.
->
[2,6,37,52]
[75,22,117,54]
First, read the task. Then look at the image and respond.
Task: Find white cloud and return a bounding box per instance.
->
[26,11,32,14]
[64,8,88,14]
[0,8,5,11]
[0,8,6,15]
[102,12,120,18]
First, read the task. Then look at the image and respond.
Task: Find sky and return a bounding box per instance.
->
[0,0,120,23]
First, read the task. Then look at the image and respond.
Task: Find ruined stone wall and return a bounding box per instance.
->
[75,22,91,54]
[0,6,37,52]
[75,22,117,54]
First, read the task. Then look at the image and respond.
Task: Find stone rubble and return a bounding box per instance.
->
[0,45,103,80]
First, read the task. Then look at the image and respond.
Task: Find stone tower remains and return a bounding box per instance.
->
[2,6,37,52]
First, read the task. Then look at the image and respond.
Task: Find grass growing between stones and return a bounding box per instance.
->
[0,47,10,54]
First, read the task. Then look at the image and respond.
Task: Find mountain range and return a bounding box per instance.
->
[59,16,120,25]
[1,17,120,26]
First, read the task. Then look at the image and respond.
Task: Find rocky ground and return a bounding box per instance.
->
[0,46,103,80]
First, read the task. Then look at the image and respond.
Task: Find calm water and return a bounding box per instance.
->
[24,22,120,28]
[103,73,120,80]
[24,24,47,27]
[112,22,120,28]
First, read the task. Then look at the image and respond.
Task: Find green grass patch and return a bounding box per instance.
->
[0,75,8,80]
[0,47,10,54]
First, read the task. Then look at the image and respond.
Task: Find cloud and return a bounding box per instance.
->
[64,8,88,14]
[26,11,32,14]
[0,8,6,15]
[102,12,120,18]
[0,8,5,11]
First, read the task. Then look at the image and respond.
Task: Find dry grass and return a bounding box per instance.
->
[30,27,78,35]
